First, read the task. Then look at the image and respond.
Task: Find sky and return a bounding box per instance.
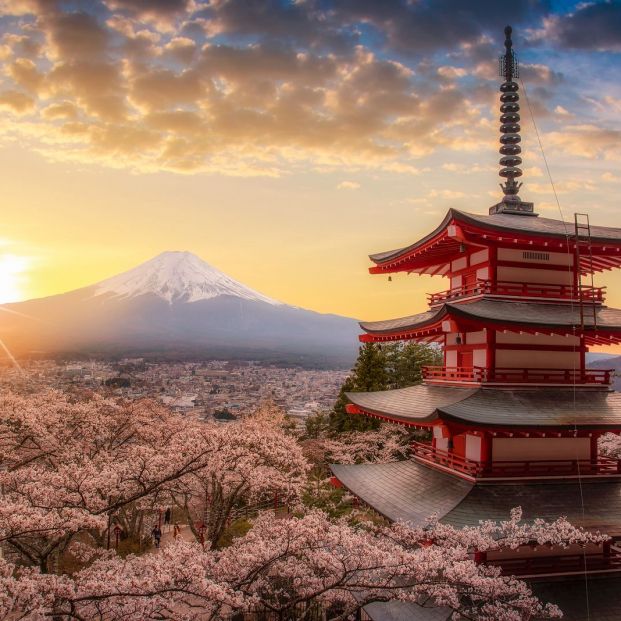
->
[0,0,621,334]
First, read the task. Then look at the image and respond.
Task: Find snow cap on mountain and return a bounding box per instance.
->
[94,251,281,305]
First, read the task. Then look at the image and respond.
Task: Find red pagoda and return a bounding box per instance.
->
[331,26,621,621]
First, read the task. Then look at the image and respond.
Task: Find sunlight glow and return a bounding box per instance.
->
[0,254,29,303]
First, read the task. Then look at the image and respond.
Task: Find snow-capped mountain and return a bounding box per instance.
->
[94,251,282,305]
[0,252,358,366]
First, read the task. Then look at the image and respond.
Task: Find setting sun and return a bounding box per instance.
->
[0,254,29,304]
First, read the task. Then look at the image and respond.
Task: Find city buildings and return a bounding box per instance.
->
[0,358,347,423]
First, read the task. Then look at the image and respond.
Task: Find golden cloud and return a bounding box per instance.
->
[0,0,612,180]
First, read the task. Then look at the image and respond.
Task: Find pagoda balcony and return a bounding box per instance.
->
[411,441,621,481]
[422,366,613,387]
[427,280,606,306]
[487,548,621,578]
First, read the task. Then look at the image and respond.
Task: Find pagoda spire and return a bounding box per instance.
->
[490,25,535,216]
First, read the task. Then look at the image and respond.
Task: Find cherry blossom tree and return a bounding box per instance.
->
[0,509,605,621]
[0,390,610,621]
[170,403,309,547]
[0,391,227,569]
[599,432,621,459]
[316,424,411,465]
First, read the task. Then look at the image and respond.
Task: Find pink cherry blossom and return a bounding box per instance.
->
[316,424,411,464]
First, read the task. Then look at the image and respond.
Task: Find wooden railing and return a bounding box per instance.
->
[411,441,621,479]
[411,441,482,477]
[488,457,621,477]
[422,366,613,386]
[488,550,621,577]
[427,280,605,305]
[422,366,483,383]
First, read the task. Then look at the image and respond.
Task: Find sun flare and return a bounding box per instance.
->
[0,254,29,304]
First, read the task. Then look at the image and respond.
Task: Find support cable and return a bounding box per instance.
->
[520,76,591,621]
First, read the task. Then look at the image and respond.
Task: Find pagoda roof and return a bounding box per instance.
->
[330,461,472,526]
[359,299,621,345]
[364,600,451,621]
[363,576,621,621]
[330,460,621,535]
[346,385,621,429]
[347,384,476,425]
[369,209,621,274]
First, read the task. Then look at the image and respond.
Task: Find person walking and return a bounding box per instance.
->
[173,522,181,540]
[151,524,162,549]
[164,507,172,530]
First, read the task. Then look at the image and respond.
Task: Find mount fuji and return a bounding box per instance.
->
[0,252,359,366]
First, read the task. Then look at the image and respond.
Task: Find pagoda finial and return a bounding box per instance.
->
[490,25,536,216]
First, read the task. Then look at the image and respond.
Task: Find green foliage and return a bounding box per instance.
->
[301,473,352,519]
[385,341,443,388]
[304,411,330,439]
[281,414,299,436]
[217,518,253,548]
[329,342,441,433]
[213,408,236,421]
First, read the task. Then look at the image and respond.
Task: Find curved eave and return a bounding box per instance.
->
[364,578,621,621]
[331,461,621,536]
[369,210,455,265]
[369,211,465,275]
[347,385,621,430]
[345,384,477,427]
[359,306,447,342]
[370,209,621,275]
[330,461,473,527]
[438,388,621,429]
[359,299,621,346]
[346,403,437,427]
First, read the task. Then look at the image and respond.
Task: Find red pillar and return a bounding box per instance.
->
[474,550,488,564]
[489,246,497,288]
[590,433,599,462]
[480,433,493,475]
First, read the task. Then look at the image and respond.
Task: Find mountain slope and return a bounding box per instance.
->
[94,251,281,305]
[0,252,359,366]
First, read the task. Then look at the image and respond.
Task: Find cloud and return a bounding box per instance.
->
[520,63,563,86]
[104,0,192,30]
[337,181,360,190]
[539,2,621,51]
[41,101,79,120]
[0,90,35,114]
[437,66,468,80]
[0,0,610,179]
[163,37,197,64]
[428,189,466,199]
[8,58,44,93]
[45,11,110,60]
[545,124,621,160]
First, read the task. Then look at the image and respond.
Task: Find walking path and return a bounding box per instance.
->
[148,524,195,552]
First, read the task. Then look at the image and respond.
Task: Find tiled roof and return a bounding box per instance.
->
[360,299,621,335]
[330,460,621,535]
[463,210,621,243]
[330,461,473,526]
[346,384,476,425]
[363,601,451,621]
[440,389,621,428]
[370,209,621,265]
[347,385,621,429]
[531,577,621,621]
[359,308,441,334]
[363,577,621,621]
[443,479,621,534]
